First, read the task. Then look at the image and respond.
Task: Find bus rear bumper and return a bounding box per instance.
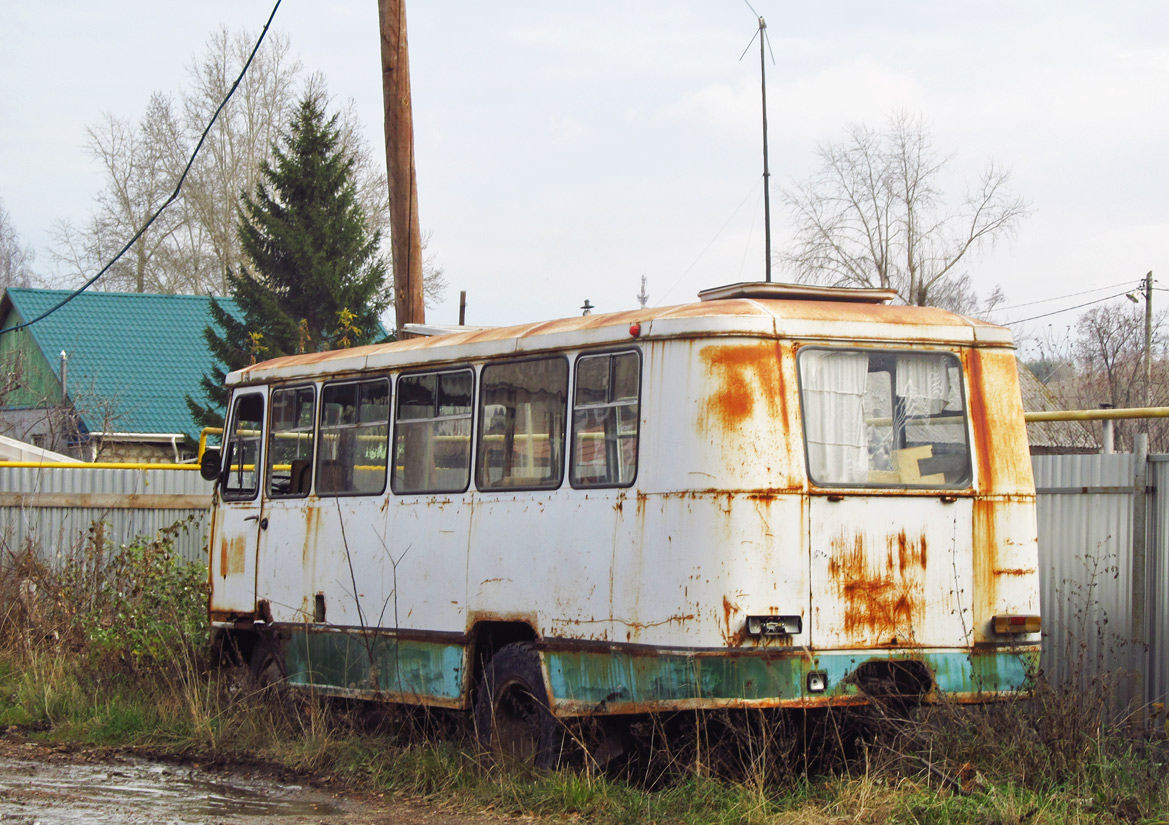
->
[545,643,1040,716]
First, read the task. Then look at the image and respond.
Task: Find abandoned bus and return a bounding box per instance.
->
[203,282,1041,761]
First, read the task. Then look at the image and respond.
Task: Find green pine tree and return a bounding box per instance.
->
[188,94,390,428]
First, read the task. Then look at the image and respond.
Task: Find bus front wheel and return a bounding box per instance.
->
[474,642,560,768]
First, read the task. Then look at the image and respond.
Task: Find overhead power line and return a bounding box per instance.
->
[0,0,283,337]
[996,280,1137,312]
[1003,290,1132,325]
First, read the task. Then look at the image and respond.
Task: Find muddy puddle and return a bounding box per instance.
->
[0,749,355,825]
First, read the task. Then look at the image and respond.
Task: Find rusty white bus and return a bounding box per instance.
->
[202,282,1041,764]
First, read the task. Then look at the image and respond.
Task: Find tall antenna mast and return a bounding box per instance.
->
[757,15,771,282]
[741,6,775,283]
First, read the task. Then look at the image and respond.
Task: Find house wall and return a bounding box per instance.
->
[95,440,189,464]
[0,307,63,408]
[0,408,85,459]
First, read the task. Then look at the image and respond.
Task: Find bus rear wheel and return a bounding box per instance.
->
[475,642,560,768]
[249,632,286,692]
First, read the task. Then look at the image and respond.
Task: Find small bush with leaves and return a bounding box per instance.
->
[1,518,208,675]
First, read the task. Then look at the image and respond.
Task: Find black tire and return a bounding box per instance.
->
[474,642,561,768]
[249,632,286,691]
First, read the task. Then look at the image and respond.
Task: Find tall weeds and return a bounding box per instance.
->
[0,522,1166,823]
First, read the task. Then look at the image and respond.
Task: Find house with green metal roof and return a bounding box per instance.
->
[0,288,241,462]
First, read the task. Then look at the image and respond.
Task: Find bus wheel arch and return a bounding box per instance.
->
[473,641,560,768]
[466,619,539,700]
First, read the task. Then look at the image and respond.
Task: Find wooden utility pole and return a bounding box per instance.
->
[1144,270,1153,407]
[378,0,425,337]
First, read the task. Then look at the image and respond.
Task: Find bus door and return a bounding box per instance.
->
[254,385,318,624]
[800,347,975,650]
[210,389,268,616]
[808,496,973,649]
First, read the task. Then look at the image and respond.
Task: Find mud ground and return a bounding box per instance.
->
[0,737,530,825]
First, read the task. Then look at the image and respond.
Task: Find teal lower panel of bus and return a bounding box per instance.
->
[284,628,464,702]
[280,625,1037,712]
[545,646,1038,711]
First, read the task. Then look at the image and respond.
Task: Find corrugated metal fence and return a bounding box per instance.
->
[3,458,1168,709]
[1033,452,1169,711]
[0,466,212,566]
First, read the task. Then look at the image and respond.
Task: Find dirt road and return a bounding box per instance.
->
[0,739,524,825]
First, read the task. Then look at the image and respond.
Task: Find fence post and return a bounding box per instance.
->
[1133,433,1149,715]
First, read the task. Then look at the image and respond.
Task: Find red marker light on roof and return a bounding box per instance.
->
[629,323,641,338]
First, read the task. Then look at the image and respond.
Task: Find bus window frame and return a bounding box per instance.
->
[795,345,973,490]
[569,348,642,490]
[265,383,318,500]
[221,390,266,502]
[391,365,475,496]
[475,355,570,493]
[315,375,392,498]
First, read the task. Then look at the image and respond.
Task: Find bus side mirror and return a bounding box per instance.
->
[200,447,222,482]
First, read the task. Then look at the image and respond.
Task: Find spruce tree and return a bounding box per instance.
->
[188,94,390,428]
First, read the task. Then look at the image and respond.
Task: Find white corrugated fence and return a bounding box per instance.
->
[2,457,1167,711]
[0,466,212,567]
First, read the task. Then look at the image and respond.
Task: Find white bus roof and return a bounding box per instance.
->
[226,283,1013,386]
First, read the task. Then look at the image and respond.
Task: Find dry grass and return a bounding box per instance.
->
[0,523,1167,823]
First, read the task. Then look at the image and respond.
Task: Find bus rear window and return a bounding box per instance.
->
[798,348,971,488]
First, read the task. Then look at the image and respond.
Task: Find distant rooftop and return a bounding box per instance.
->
[1,288,241,440]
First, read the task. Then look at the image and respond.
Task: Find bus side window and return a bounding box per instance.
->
[267,386,316,498]
[476,357,568,490]
[317,378,390,496]
[223,392,265,499]
[571,351,640,488]
[392,369,473,494]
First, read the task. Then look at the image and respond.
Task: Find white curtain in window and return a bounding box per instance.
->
[801,350,869,483]
[896,354,951,416]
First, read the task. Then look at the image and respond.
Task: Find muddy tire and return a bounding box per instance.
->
[249,633,286,691]
[474,642,561,768]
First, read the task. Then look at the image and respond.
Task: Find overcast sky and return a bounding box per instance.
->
[2,2,1167,349]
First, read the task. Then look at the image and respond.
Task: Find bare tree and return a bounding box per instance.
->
[0,196,35,289]
[1041,303,1169,451]
[52,94,198,294]
[52,28,445,307]
[52,30,298,295]
[182,29,303,294]
[782,111,1029,311]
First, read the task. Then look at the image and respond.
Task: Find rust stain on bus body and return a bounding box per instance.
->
[965,347,1037,638]
[966,350,996,494]
[303,504,320,567]
[698,342,782,433]
[965,349,1032,496]
[721,595,746,647]
[221,535,246,577]
[972,497,998,637]
[828,530,927,644]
